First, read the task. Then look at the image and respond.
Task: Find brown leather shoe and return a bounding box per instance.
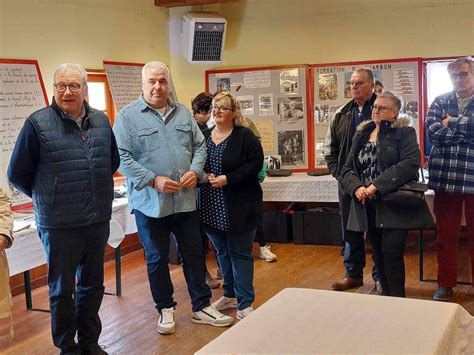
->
[331,277,363,291]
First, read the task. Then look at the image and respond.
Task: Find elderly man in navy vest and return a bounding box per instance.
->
[8,63,120,355]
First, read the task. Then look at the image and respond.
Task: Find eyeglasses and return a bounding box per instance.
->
[349,81,368,87]
[211,105,233,112]
[54,83,82,92]
[449,71,471,80]
[372,105,393,113]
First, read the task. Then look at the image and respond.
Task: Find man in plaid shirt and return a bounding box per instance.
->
[426,56,474,302]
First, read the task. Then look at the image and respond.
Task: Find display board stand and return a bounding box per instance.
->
[312,58,423,167]
[206,65,313,171]
[0,59,48,210]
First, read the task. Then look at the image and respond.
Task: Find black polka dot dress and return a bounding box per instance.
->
[200,135,231,231]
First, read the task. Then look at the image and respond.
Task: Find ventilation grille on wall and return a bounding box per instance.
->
[192,23,225,62]
[182,12,227,64]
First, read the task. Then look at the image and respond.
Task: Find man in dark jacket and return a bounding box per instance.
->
[325,67,379,292]
[8,63,120,354]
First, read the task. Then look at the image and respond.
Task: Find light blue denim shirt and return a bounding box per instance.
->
[113,96,206,218]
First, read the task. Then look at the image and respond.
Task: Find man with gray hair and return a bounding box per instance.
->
[325,67,380,292]
[113,61,233,335]
[8,63,120,354]
[426,56,474,302]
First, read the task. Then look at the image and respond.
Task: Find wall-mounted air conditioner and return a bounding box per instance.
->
[181,12,227,64]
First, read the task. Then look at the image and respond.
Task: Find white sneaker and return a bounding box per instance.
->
[212,296,237,311]
[236,306,254,320]
[259,245,277,262]
[157,307,176,335]
[192,305,233,327]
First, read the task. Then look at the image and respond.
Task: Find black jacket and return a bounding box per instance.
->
[202,126,264,233]
[8,99,120,229]
[341,118,433,230]
[325,94,377,180]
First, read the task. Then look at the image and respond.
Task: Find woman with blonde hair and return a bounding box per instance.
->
[199,92,263,319]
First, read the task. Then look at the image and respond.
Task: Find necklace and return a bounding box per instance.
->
[212,128,233,140]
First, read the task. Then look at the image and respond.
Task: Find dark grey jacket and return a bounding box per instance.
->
[325,94,377,180]
[341,118,433,230]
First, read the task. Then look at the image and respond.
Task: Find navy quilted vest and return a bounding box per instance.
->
[29,101,115,228]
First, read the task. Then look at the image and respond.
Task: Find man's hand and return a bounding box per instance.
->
[209,174,228,188]
[180,171,197,189]
[153,176,181,193]
[0,235,8,252]
[365,184,378,199]
[442,113,452,128]
[354,186,368,205]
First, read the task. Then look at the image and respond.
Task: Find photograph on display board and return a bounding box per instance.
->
[277,96,304,123]
[258,93,274,116]
[217,76,231,92]
[237,95,255,116]
[278,130,305,166]
[318,74,338,100]
[280,69,299,93]
[265,155,282,170]
[404,101,419,120]
[314,104,340,124]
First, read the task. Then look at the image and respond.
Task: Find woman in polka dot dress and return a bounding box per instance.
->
[199,92,263,320]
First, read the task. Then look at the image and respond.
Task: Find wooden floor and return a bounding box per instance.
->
[1,232,473,354]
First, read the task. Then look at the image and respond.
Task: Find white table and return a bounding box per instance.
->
[197,288,474,354]
[6,197,136,276]
[6,197,137,309]
[261,173,339,202]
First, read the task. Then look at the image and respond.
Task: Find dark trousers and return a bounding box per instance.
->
[339,188,379,280]
[37,222,109,352]
[434,191,474,287]
[366,201,407,297]
[134,209,211,312]
[205,225,256,310]
[253,220,266,247]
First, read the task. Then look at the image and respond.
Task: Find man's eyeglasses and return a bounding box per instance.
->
[449,71,471,80]
[372,105,393,113]
[54,83,82,92]
[349,81,368,87]
[211,105,233,112]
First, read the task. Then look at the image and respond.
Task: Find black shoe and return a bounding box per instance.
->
[433,287,453,302]
[81,344,108,355]
[60,348,81,355]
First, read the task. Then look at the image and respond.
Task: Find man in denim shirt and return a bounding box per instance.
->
[114,61,233,335]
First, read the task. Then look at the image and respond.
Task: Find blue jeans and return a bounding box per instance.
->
[339,188,379,281]
[133,209,211,312]
[205,225,256,310]
[37,222,109,352]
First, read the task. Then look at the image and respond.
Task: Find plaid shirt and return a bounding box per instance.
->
[426,90,474,193]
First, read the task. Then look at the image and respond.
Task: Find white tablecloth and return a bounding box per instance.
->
[197,288,474,354]
[6,198,137,276]
[261,173,339,202]
[425,189,466,226]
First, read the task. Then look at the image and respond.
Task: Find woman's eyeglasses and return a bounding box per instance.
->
[211,105,233,112]
[372,105,393,113]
